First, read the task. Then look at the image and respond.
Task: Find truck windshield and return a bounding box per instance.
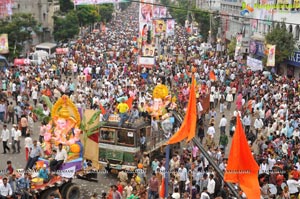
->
[100,128,115,144]
[117,129,135,147]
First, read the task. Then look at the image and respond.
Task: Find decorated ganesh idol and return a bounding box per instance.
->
[40,95,83,172]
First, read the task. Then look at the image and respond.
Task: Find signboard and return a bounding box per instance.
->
[266,44,276,67]
[286,51,300,67]
[138,56,155,66]
[247,56,263,71]
[14,58,30,66]
[108,114,120,122]
[0,34,9,54]
[56,48,69,54]
[0,0,13,19]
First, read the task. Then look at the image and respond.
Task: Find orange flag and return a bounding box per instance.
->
[166,76,197,144]
[159,177,165,198]
[99,103,106,115]
[126,97,134,110]
[209,70,216,81]
[224,114,260,199]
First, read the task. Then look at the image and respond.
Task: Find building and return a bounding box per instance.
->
[12,0,60,43]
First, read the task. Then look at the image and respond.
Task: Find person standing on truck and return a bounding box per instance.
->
[116,98,129,127]
[25,140,43,170]
[140,134,146,152]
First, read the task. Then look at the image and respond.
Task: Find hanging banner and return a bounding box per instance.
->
[234,34,242,59]
[153,19,166,35]
[166,19,175,36]
[0,34,9,54]
[247,56,263,71]
[266,44,276,67]
[142,44,155,56]
[138,56,155,67]
[74,0,127,5]
[139,0,153,23]
[153,6,167,18]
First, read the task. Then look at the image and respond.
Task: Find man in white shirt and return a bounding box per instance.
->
[254,117,264,137]
[219,115,227,134]
[207,174,215,197]
[207,123,216,138]
[178,163,188,194]
[200,187,210,199]
[242,113,251,134]
[287,176,300,196]
[1,124,10,154]
[50,143,68,172]
[225,91,233,110]
[11,124,21,153]
[0,177,12,198]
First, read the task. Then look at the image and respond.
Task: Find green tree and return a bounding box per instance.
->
[53,11,79,42]
[97,4,114,23]
[227,37,236,57]
[59,0,74,13]
[265,23,295,64]
[0,13,40,58]
[119,1,132,11]
[194,9,210,40]
[167,0,188,26]
[77,5,100,26]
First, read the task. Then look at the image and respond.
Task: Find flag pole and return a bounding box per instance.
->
[192,138,241,198]
[164,144,170,198]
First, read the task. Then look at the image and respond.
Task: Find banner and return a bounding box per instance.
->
[153,19,166,35]
[246,56,263,71]
[56,48,69,54]
[139,0,153,23]
[74,0,127,5]
[0,34,9,54]
[138,56,155,67]
[14,58,30,66]
[0,0,13,19]
[142,45,155,56]
[166,19,175,36]
[266,44,276,67]
[234,34,242,59]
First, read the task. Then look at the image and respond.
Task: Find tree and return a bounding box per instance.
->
[53,11,79,42]
[265,23,295,64]
[59,0,74,13]
[0,13,41,58]
[194,9,210,40]
[97,4,114,23]
[76,5,100,26]
[227,37,236,57]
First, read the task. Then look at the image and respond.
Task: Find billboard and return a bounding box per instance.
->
[166,19,175,36]
[0,34,9,54]
[153,19,166,35]
[0,0,13,19]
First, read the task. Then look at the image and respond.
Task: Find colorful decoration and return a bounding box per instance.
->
[42,95,83,161]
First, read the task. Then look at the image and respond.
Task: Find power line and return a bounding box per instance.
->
[130,0,300,26]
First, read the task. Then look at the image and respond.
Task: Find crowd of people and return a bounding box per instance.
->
[0,1,299,199]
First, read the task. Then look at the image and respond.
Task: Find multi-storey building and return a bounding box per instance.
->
[12,0,60,42]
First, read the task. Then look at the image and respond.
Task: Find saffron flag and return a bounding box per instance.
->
[224,115,260,199]
[159,177,165,198]
[126,97,134,110]
[166,76,197,144]
[209,70,216,81]
[99,103,106,115]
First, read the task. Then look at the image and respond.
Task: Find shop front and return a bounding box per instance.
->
[281,51,300,79]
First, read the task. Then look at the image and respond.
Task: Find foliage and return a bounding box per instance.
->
[77,5,100,26]
[167,0,188,26]
[227,37,236,57]
[97,4,114,23]
[59,0,74,13]
[32,95,53,124]
[119,1,132,11]
[0,13,40,58]
[265,23,295,64]
[194,9,210,41]
[53,11,80,42]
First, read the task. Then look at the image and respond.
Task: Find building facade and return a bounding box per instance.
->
[12,0,60,43]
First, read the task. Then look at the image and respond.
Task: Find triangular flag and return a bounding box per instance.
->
[99,103,106,115]
[166,76,197,144]
[224,114,260,199]
[126,97,134,110]
[159,177,165,198]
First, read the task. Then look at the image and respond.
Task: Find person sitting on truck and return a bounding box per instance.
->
[128,106,139,124]
[50,143,67,172]
[17,172,31,198]
[38,164,50,183]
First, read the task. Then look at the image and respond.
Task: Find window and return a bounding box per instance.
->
[100,128,115,143]
[117,130,135,146]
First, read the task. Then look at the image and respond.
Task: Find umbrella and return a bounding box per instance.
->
[117,96,128,102]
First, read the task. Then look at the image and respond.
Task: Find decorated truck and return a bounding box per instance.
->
[27,95,101,198]
[99,84,183,172]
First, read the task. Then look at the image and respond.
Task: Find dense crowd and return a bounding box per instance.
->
[0,2,299,199]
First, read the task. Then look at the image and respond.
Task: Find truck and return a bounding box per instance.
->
[99,111,183,172]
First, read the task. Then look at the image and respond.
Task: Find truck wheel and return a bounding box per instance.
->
[39,188,57,199]
[65,183,80,199]
[60,182,72,198]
